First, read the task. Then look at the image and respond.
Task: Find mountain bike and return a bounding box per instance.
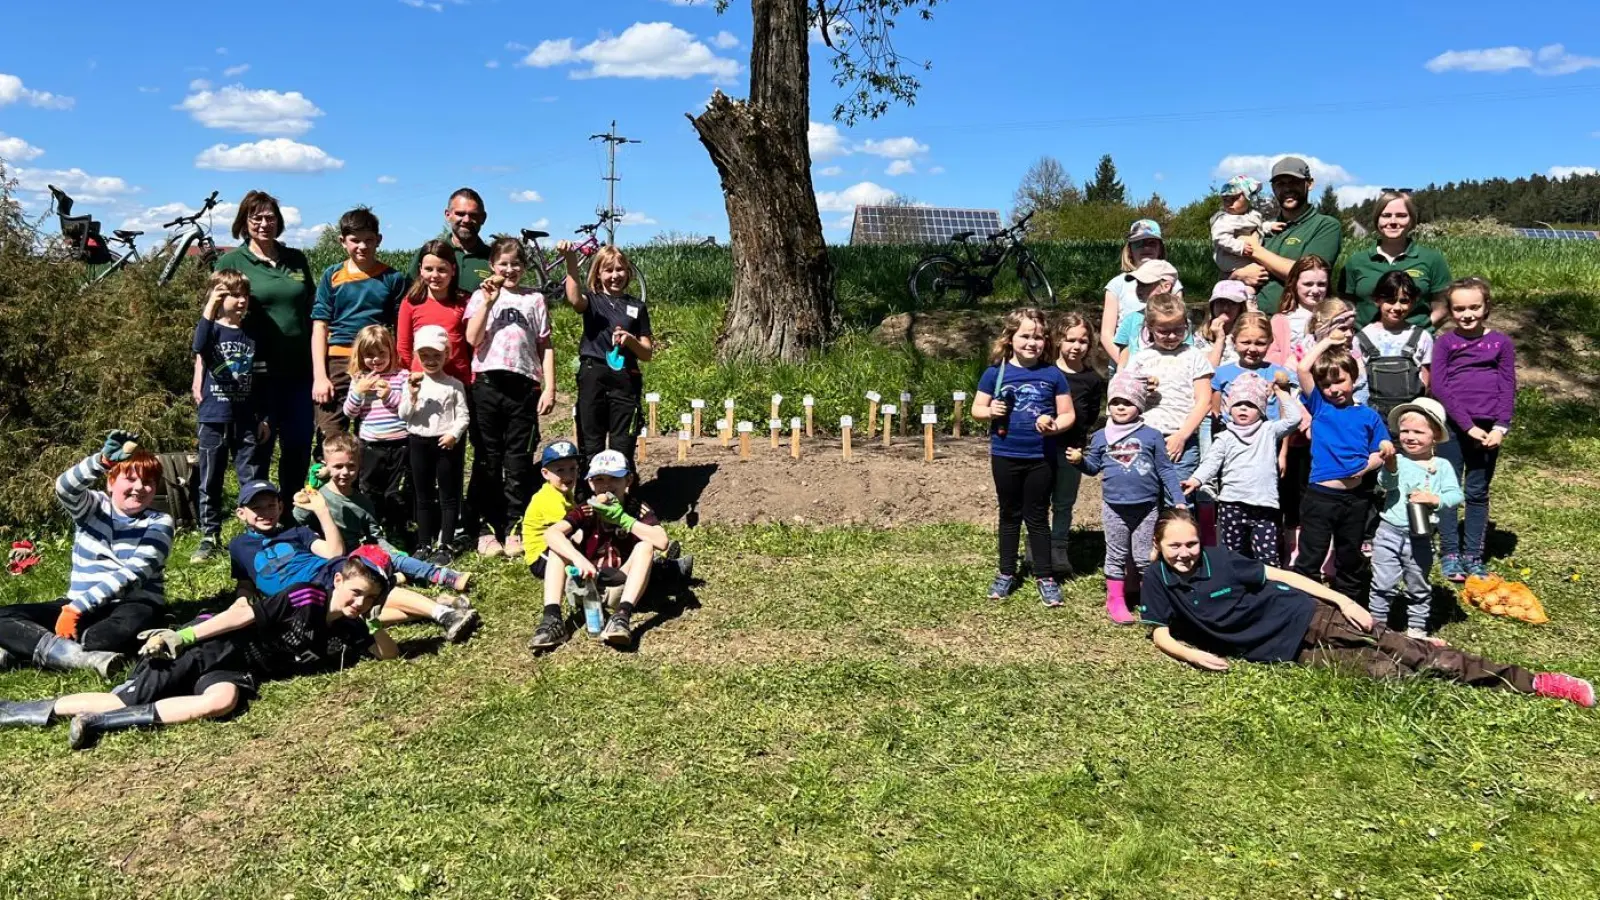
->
[50,186,221,286]
[520,211,648,304]
[908,210,1054,307]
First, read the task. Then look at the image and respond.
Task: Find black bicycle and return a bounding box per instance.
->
[908,210,1054,307]
[49,185,221,286]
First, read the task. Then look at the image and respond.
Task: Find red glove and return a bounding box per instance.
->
[54,607,81,640]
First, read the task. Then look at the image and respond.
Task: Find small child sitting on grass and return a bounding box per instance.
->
[522,440,583,580]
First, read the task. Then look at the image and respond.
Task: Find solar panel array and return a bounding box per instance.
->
[850,206,1003,245]
[1513,228,1600,240]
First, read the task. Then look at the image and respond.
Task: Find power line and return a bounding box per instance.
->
[590,121,642,245]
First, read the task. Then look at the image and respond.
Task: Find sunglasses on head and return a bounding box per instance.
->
[1380,187,1414,195]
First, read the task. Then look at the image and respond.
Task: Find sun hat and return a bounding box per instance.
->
[1387,398,1450,442]
[1221,175,1262,201]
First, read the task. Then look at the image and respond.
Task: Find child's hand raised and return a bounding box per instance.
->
[292,489,326,513]
[1378,439,1396,462]
[481,273,505,303]
[555,240,578,260]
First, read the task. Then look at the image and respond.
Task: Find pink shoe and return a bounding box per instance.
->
[1534,673,1596,708]
[1105,579,1135,626]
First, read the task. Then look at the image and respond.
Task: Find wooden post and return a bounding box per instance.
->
[680,413,694,446]
[899,391,912,437]
[952,391,967,438]
[719,417,732,448]
[865,391,880,440]
[690,399,705,439]
[677,430,689,461]
[790,416,802,459]
[638,431,648,462]
[840,415,853,460]
[770,393,782,424]
[737,421,753,460]
[645,392,660,437]
[769,417,781,449]
[722,399,736,447]
[881,404,896,448]
[803,395,815,437]
[922,411,937,462]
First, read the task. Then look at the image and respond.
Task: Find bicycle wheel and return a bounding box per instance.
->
[909,255,973,308]
[630,261,647,306]
[1017,254,1054,306]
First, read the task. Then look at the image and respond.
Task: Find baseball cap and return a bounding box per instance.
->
[414,324,449,354]
[540,440,580,468]
[1387,398,1450,442]
[1127,259,1179,285]
[586,449,630,479]
[345,543,395,592]
[1125,219,1163,243]
[238,480,280,506]
[1209,280,1255,307]
[1270,156,1312,181]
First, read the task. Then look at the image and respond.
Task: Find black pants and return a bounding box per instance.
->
[466,370,542,541]
[409,435,466,550]
[360,439,411,546]
[1294,483,1375,604]
[0,597,162,656]
[576,358,641,468]
[992,455,1056,579]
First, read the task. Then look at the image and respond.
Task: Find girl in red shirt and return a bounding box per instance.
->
[397,239,472,384]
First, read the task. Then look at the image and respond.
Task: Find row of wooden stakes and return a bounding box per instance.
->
[635,391,974,463]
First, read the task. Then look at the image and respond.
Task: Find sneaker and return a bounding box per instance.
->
[664,539,683,561]
[1037,577,1064,608]
[1534,672,1597,708]
[529,615,569,652]
[601,612,633,648]
[1440,554,1467,583]
[1404,626,1430,640]
[502,534,523,558]
[189,537,219,565]
[986,572,1019,601]
[451,571,473,593]
[438,607,480,643]
[477,535,504,558]
[427,545,457,567]
[0,647,13,670]
[438,593,473,611]
[1465,557,1490,578]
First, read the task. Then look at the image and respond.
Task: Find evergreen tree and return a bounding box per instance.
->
[1318,185,1340,216]
[1083,154,1126,206]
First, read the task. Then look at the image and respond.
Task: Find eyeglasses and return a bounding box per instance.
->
[247,213,279,223]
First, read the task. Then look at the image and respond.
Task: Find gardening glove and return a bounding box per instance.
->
[100,430,139,464]
[590,496,637,532]
[137,627,195,660]
[306,463,329,491]
[54,607,81,640]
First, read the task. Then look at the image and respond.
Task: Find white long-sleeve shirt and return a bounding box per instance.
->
[397,372,469,440]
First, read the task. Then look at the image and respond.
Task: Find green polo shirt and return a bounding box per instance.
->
[215,242,315,379]
[1339,240,1452,329]
[412,238,493,293]
[1256,209,1343,314]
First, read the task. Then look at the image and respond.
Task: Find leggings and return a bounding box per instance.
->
[466,370,542,541]
[0,597,162,657]
[1217,501,1281,565]
[1102,501,1158,582]
[576,358,641,469]
[992,455,1056,579]
[1050,460,1083,546]
[408,435,466,550]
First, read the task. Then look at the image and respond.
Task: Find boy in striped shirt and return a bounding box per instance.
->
[0,431,173,677]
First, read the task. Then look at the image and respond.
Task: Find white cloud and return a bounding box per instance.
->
[120,200,303,234]
[399,0,444,10]
[506,41,530,51]
[0,73,74,109]
[1213,153,1356,186]
[0,132,45,162]
[521,22,740,80]
[12,166,136,203]
[860,136,928,158]
[1334,185,1384,206]
[1153,172,1165,182]
[928,165,945,175]
[189,78,211,91]
[1549,165,1599,179]
[618,211,658,226]
[509,189,544,202]
[829,213,855,231]
[711,30,740,49]
[818,165,844,176]
[178,85,324,136]
[885,159,915,176]
[377,175,398,184]
[815,181,895,212]
[810,19,852,47]
[195,138,344,173]
[281,222,331,247]
[526,217,551,229]
[216,47,228,55]
[222,63,250,77]
[809,121,850,159]
[1425,43,1600,76]
[485,59,500,69]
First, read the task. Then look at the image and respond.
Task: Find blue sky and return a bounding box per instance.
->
[3,0,1598,250]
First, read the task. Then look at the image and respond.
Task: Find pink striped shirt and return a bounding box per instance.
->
[342,371,408,443]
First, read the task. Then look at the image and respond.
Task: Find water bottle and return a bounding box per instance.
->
[1407,501,1433,538]
[566,566,604,635]
[994,387,1013,439]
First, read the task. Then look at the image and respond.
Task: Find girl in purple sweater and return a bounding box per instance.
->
[1431,277,1515,581]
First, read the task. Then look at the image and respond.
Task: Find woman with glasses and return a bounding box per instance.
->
[213,191,318,492]
[1338,190,1453,329]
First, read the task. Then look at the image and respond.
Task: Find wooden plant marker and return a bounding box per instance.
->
[840,416,853,460]
[899,392,912,437]
[789,417,802,459]
[680,413,694,446]
[769,418,781,449]
[719,417,732,448]
[737,421,753,460]
[645,393,661,437]
[922,411,938,462]
[803,395,815,437]
[952,391,967,438]
[770,393,783,425]
[638,431,648,462]
[881,405,896,448]
[677,429,689,461]
[690,400,705,440]
[722,399,736,447]
[865,391,881,439]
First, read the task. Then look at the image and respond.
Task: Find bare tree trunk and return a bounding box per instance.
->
[688,0,836,363]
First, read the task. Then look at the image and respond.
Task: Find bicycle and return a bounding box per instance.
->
[49,185,221,287]
[520,211,648,305]
[908,210,1054,307]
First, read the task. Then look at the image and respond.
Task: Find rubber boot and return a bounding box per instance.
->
[32,635,126,680]
[68,703,160,751]
[0,699,56,729]
[1050,540,1074,580]
[1105,578,1134,625]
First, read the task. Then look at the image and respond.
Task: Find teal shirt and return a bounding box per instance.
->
[1377,455,1463,530]
[1257,209,1343,314]
[312,261,410,347]
[216,243,316,379]
[1339,241,1452,329]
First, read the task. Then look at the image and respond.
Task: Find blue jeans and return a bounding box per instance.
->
[257,374,315,493]
[1171,433,1202,497]
[1436,421,1500,560]
[390,551,459,589]
[197,420,265,536]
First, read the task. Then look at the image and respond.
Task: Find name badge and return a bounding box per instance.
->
[626,305,640,319]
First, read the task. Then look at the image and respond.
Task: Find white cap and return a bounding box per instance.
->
[414,325,449,354]
[586,449,629,479]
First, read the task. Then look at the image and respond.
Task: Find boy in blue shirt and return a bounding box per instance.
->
[311,207,410,441]
[1294,319,1394,604]
[192,270,267,563]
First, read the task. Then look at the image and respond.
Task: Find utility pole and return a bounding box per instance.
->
[590,121,641,245]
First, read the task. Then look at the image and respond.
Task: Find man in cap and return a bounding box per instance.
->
[1231,156,1343,314]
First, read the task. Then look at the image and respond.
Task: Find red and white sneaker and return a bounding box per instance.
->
[1534,672,1596,708]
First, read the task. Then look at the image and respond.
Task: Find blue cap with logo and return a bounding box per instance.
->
[539,440,580,468]
[237,480,281,506]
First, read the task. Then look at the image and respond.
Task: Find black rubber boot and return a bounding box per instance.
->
[0,699,56,729]
[68,703,160,751]
[32,635,127,680]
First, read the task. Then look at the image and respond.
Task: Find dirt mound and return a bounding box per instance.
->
[872,310,1000,360]
[633,432,1102,527]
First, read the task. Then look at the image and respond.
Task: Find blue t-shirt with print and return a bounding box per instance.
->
[1301,386,1387,482]
[192,319,259,424]
[1212,362,1297,420]
[228,526,331,597]
[977,360,1071,459]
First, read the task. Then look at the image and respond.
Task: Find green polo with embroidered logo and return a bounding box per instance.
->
[215,242,315,377]
[1339,240,1453,328]
[412,239,493,293]
[1256,208,1343,313]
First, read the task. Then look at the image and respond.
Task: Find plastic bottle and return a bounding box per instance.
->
[566,565,604,635]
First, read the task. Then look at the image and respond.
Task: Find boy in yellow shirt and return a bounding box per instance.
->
[521,440,581,579]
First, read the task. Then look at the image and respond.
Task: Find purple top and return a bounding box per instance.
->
[1432,329,1516,432]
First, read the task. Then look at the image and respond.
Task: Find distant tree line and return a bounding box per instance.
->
[1346,171,1600,229]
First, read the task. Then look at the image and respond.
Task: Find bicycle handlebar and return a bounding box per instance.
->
[160,191,220,228]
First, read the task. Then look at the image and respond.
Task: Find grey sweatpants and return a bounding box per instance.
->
[1369,520,1433,632]
[1103,501,1158,582]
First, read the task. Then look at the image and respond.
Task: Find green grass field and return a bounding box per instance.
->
[3,235,1600,897]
